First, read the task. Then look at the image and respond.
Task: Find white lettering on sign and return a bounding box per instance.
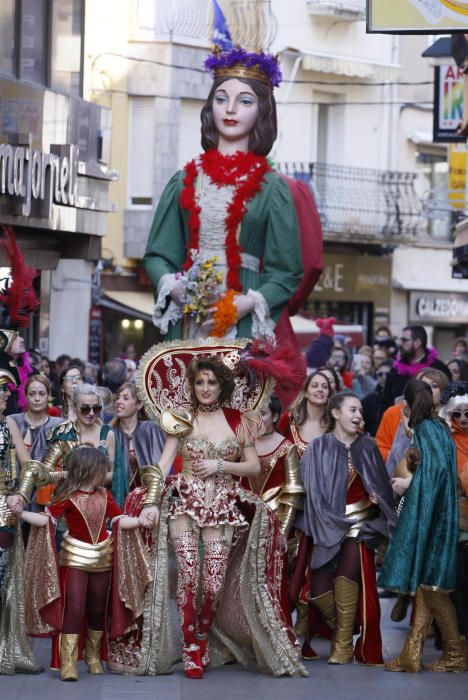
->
[416,296,468,319]
[315,264,345,293]
[0,135,79,218]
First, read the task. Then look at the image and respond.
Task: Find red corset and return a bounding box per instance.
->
[48,489,121,544]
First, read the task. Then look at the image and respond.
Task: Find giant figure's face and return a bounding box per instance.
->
[212,78,259,145]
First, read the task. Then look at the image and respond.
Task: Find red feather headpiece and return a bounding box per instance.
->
[0,226,40,328]
[239,338,306,403]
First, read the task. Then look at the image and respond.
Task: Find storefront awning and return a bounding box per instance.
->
[99,290,154,322]
[283,48,401,81]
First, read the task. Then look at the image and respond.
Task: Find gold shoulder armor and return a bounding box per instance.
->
[160,408,193,437]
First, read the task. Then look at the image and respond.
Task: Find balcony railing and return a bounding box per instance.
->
[277,162,425,241]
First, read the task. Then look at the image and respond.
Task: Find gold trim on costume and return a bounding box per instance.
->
[213,66,272,85]
[59,532,113,572]
[345,497,379,538]
[0,493,16,527]
[160,408,193,437]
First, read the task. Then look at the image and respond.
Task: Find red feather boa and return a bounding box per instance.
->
[0,226,39,326]
[180,150,270,291]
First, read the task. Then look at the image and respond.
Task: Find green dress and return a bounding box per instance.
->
[144,160,302,339]
[379,418,458,594]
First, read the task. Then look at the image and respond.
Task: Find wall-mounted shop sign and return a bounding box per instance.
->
[0,136,79,217]
[367,0,468,33]
[409,291,468,324]
[310,252,391,310]
[433,64,466,143]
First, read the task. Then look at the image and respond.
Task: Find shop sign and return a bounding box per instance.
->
[448,143,467,209]
[367,0,468,33]
[0,135,79,218]
[409,291,468,323]
[433,65,466,143]
[310,253,391,310]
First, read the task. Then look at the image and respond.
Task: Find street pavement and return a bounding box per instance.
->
[1,598,466,700]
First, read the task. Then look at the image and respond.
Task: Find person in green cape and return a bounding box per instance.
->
[379,378,468,673]
[143,46,303,341]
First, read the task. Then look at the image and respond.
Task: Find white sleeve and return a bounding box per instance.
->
[246,288,275,339]
[152,273,184,334]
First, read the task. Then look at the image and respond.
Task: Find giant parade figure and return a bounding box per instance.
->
[143,45,323,344]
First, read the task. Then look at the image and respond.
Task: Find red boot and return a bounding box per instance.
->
[197,635,210,668]
[183,645,204,679]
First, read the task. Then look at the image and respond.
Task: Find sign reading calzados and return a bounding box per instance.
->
[409,291,468,323]
[0,135,79,217]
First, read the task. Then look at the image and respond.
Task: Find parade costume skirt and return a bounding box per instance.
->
[109,482,307,678]
[168,474,248,530]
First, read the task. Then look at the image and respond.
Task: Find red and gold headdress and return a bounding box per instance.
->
[136,338,273,424]
[204,46,282,89]
[136,337,305,428]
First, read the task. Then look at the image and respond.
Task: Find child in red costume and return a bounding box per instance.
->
[19,446,148,682]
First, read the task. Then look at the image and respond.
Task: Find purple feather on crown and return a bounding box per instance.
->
[204,46,282,88]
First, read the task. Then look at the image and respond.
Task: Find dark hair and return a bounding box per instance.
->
[377,360,394,371]
[331,346,349,362]
[58,363,84,389]
[200,76,277,156]
[453,337,468,351]
[403,325,428,349]
[440,380,468,406]
[100,358,127,393]
[404,379,433,428]
[52,445,108,503]
[317,365,341,392]
[186,355,235,406]
[291,370,333,426]
[375,325,392,337]
[326,391,361,432]
[447,359,468,382]
[268,393,282,425]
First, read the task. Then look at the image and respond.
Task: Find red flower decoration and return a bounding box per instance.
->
[179,150,270,291]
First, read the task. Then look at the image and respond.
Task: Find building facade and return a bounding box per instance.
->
[0,0,116,361]
[83,0,465,357]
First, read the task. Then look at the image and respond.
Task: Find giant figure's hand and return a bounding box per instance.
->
[234,294,255,321]
[170,280,186,305]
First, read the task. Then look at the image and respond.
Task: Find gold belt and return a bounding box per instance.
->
[59,533,114,572]
[0,494,16,528]
[459,496,468,532]
[345,496,379,539]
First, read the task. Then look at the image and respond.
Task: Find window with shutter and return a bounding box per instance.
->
[128,97,156,207]
[178,99,204,169]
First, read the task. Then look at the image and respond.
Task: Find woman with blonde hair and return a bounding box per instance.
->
[112,383,165,492]
[9,375,63,508]
[14,383,128,509]
[278,370,333,455]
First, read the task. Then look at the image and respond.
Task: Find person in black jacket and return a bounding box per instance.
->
[380,325,450,413]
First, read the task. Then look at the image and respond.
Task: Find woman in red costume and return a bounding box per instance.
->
[244,393,303,624]
[248,393,303,538]
[127,343,306,680]
[278,369,334,652]
[299,392,395,665]
[19,446,149,682]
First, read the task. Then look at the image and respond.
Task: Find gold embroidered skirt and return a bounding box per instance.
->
[59,533,114,572]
